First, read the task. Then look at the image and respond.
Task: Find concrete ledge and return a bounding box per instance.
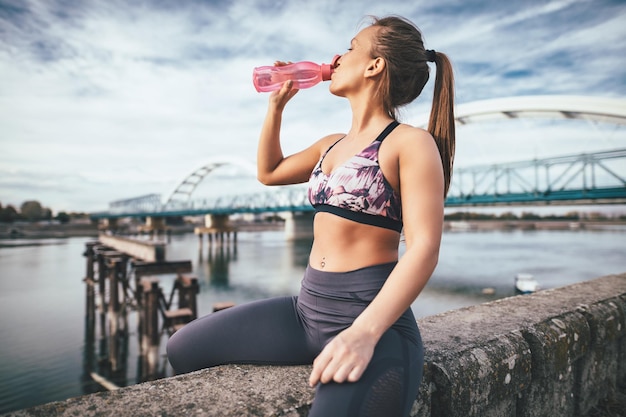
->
[5,273,625,417]
[5,365,315,417]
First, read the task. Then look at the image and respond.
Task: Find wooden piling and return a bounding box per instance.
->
[83,242,98,340]
[96,249,107,313]
[175,274,200,320]
[141,277,161,349]
[133,260,193,301]
[107,257,122,317]
[83,242,97,321]
[84,242,97,281]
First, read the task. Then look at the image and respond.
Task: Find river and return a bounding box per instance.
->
[0,227,625,413]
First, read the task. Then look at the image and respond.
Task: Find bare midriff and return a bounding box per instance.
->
[309,212,401,272]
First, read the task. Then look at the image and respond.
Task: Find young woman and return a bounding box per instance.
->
[167,15,455,417]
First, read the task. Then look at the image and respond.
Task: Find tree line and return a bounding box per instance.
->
[1,200,624,224]
[444,210,626,221]
[0,201,88,224]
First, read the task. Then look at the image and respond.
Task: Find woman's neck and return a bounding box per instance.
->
[347,94,393,136]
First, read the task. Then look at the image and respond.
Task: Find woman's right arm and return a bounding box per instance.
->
[257,80,336,186]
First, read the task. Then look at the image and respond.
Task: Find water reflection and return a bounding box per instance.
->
[199,243,236,287]
[83,311,172,388]
[82,291,136,390]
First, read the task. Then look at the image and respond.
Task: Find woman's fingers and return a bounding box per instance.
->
[269,79,299,110]
[328,361,355,384]
[309,349,331,386]
[309,330,375,386]
[347,364,365,382]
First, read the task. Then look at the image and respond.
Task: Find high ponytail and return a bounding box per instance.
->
[370,16,456,198]
[428,52,455,197]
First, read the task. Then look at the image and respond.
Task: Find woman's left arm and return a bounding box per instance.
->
[309,127,445,386]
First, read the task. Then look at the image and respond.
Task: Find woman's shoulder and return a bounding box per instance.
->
[384,123,440,168]
[388,123,436,152]
[315,132,346,150]
[321,132,346,142]
[394,123,433,141]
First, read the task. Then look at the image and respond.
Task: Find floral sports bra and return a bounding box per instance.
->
[308,121,402,232]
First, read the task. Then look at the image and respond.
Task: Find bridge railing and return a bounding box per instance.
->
[92,149,626,219]
[185,186,309,212]
[447,148,626,205]
[108,193,163,214]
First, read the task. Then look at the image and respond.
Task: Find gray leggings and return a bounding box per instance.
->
[166,262,424,417]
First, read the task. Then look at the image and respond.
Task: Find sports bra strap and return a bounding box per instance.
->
[375,120,400,143]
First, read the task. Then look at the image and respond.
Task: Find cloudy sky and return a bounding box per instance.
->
[1,0,625,213]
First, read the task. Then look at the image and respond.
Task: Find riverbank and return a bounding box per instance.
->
[0,220,285,240]
[2,218,624,240]
[444,219,626,231]
[0,222,99,240]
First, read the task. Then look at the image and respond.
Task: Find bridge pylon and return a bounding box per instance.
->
[283,211,314,240]
[194,214,238,249]
[137,216,170,240]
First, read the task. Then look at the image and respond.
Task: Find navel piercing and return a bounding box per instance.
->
[321,257,326,268]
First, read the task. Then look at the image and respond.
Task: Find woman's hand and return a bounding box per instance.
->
[308,324,378,387]
[269,61,299,111]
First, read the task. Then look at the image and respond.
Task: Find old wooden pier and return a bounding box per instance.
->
[82,236,199,389]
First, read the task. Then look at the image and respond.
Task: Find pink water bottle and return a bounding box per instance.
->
[253,55,340,92]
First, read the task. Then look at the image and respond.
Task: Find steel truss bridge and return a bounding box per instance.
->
[447,148,626,206]
[92,95,626,219]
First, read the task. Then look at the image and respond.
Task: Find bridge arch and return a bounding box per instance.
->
[413,95,626,127]
[165,157,257,206]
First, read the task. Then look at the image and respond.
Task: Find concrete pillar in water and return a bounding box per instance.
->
[283,211,314,240]
[100,217,117,233]
[145,216,166,239]
[195,214,237,249]
[204,214,229,229]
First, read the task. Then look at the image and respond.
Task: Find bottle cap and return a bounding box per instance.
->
[321,55,341,81]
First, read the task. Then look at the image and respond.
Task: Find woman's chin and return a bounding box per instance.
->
[328,83,346,98]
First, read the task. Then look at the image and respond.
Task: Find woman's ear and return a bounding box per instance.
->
[364,57,385,78]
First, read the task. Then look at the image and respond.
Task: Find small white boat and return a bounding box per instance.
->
[515,273,539,294]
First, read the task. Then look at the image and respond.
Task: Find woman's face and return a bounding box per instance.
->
[329,25,379,97]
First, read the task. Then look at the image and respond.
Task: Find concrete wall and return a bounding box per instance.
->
[6,273,625,417]
[415,273,625,417]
